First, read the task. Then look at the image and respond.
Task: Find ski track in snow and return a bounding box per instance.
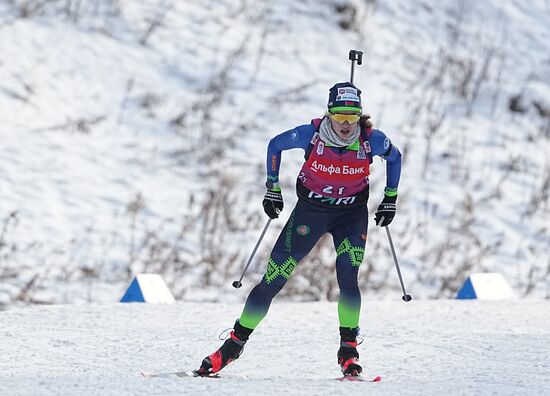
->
[1,300,549,395]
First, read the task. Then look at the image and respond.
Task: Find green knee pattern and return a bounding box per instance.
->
[336,238,364,267]
[265,256,298,284]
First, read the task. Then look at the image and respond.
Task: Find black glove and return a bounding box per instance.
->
[374,194,397,226]
[262,189,283,219]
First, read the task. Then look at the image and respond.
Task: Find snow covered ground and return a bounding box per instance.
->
[1,300,549,395]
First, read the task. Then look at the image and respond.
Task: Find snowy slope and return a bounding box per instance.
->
[1,300,549,395]
[0,0,549,306]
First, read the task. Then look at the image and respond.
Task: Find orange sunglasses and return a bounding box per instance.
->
[328,112,361,124]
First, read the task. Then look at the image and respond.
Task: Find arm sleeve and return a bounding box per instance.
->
[368,129,402,190]
[266,123,315,185]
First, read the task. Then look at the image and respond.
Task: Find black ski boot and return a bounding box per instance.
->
[197,320,253,376]
[337,327,362,376]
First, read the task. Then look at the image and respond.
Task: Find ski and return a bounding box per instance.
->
[141,370,220,379]
[142,370,380,381]
[335,375,382,382]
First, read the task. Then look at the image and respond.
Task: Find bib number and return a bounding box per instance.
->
[322,185,345,195]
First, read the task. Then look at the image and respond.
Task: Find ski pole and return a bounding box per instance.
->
[232,218,272,289]
[348,49,363,84]
[384,224,412,302]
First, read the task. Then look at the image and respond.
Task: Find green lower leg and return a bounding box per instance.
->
[338,298,360,328]
[238,309,266,330]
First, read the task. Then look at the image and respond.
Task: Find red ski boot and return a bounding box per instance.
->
[197,320,253,376]
[337,327,362,376]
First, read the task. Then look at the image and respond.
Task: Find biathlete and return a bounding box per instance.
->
[197,81,402,376]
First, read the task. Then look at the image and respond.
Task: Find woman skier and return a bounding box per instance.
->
[197,81,402,377]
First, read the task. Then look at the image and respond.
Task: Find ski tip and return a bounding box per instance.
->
[372,375,382,382]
